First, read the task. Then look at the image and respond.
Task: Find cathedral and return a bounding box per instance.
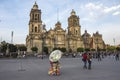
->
[26,2,105,53]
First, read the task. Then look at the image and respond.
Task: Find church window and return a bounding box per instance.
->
[32,25,34,32]
[32,14,34,20]
[35,14,37,17]
[35,27,37,32]
[38,14,39,20]
[38,25,40,32]
[35,14,37,20]
[76,30,77,35]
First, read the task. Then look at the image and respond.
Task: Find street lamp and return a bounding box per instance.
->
[41,34,44,59]
[96,38,98,52]
[41,24,46,59]
[113,38,116,52]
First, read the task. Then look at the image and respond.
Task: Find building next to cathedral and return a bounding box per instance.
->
[82,30,105,51]
[26,2,105,54]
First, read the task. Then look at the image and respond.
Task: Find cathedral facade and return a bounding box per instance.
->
[26,2,105,53]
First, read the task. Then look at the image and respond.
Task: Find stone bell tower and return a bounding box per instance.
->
[68,9,81,37]
[67,9,84,52]
[26,2,43,53]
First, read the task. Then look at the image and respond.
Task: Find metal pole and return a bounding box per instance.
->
[11,31,13,44]
[41,34,43,59]
[113,38,116,53]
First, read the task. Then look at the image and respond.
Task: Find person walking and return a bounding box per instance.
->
[115,52,119,61]
[82,53,87,69]
[97,51,101,61]
[87,53,92,70]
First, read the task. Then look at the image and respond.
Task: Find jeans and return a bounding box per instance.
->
[83,60,87,69]
[88,60,91,69]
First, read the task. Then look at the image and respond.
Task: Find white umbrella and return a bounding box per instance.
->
[49,50,63,62]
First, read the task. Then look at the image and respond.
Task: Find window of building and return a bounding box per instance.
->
[32,25,34,32]
[35,27,37,32]
[76,30,77,35]
[32,14,34,20]
[38,25,40,32]
[38,14,39,20]
[35,14,37,20]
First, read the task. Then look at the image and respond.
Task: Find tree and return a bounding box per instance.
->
[85,48,90,52]
[77,47,84,52]
[0,41,18,58]
[101,49,106,51]
[60,47,66,52]
[107,46,115,51]
[1,43,7,53]
[52,47,58,51]
[18,46,27,51]
[31,47,38,53]
[91,49,95,51]
[9,44,17,52]
[43,47,48,55]
[116,47,120,51]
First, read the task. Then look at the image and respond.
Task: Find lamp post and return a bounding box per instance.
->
[113,38,116,53]
[96,38,98,52]
[41,34,44,59]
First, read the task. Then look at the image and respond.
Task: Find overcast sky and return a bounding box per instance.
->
[0,0,120,45]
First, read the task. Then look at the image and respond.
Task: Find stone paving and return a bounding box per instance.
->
[0,56,120,80]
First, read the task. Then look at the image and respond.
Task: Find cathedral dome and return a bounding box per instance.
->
[32,2,38,9]
[71,9,76,15]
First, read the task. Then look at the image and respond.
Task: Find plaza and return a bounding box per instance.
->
[0,56,120,80]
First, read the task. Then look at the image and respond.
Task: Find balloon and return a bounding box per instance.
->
[49,50,63,62]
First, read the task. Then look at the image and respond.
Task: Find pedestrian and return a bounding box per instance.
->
[48,60,60,76]
[87,53,92,70]
[82,53,87,69]
[115,52,119,61]
[97,51,101,61]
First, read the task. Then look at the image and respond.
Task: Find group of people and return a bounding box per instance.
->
[82,52,92,69]
[48,50,119,76]
[48,52,93,76]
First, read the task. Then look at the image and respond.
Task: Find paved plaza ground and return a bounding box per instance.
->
[0,56,120,80]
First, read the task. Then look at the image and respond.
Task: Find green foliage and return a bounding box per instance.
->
[9,44,17,52]
[101,49,106,51]
[60,48,66,52]
[91,49,96,51]
[43,47,48,54]
[0,42,17,53]
[116,47,120,51]
[107,46,115,51]
[85,48,90,52]
[52,47,58,51]
[18,46,27,51]
[52,47,66,52]
[77,47,84,52]
[1,44,7,53]
[31,47,38,53]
